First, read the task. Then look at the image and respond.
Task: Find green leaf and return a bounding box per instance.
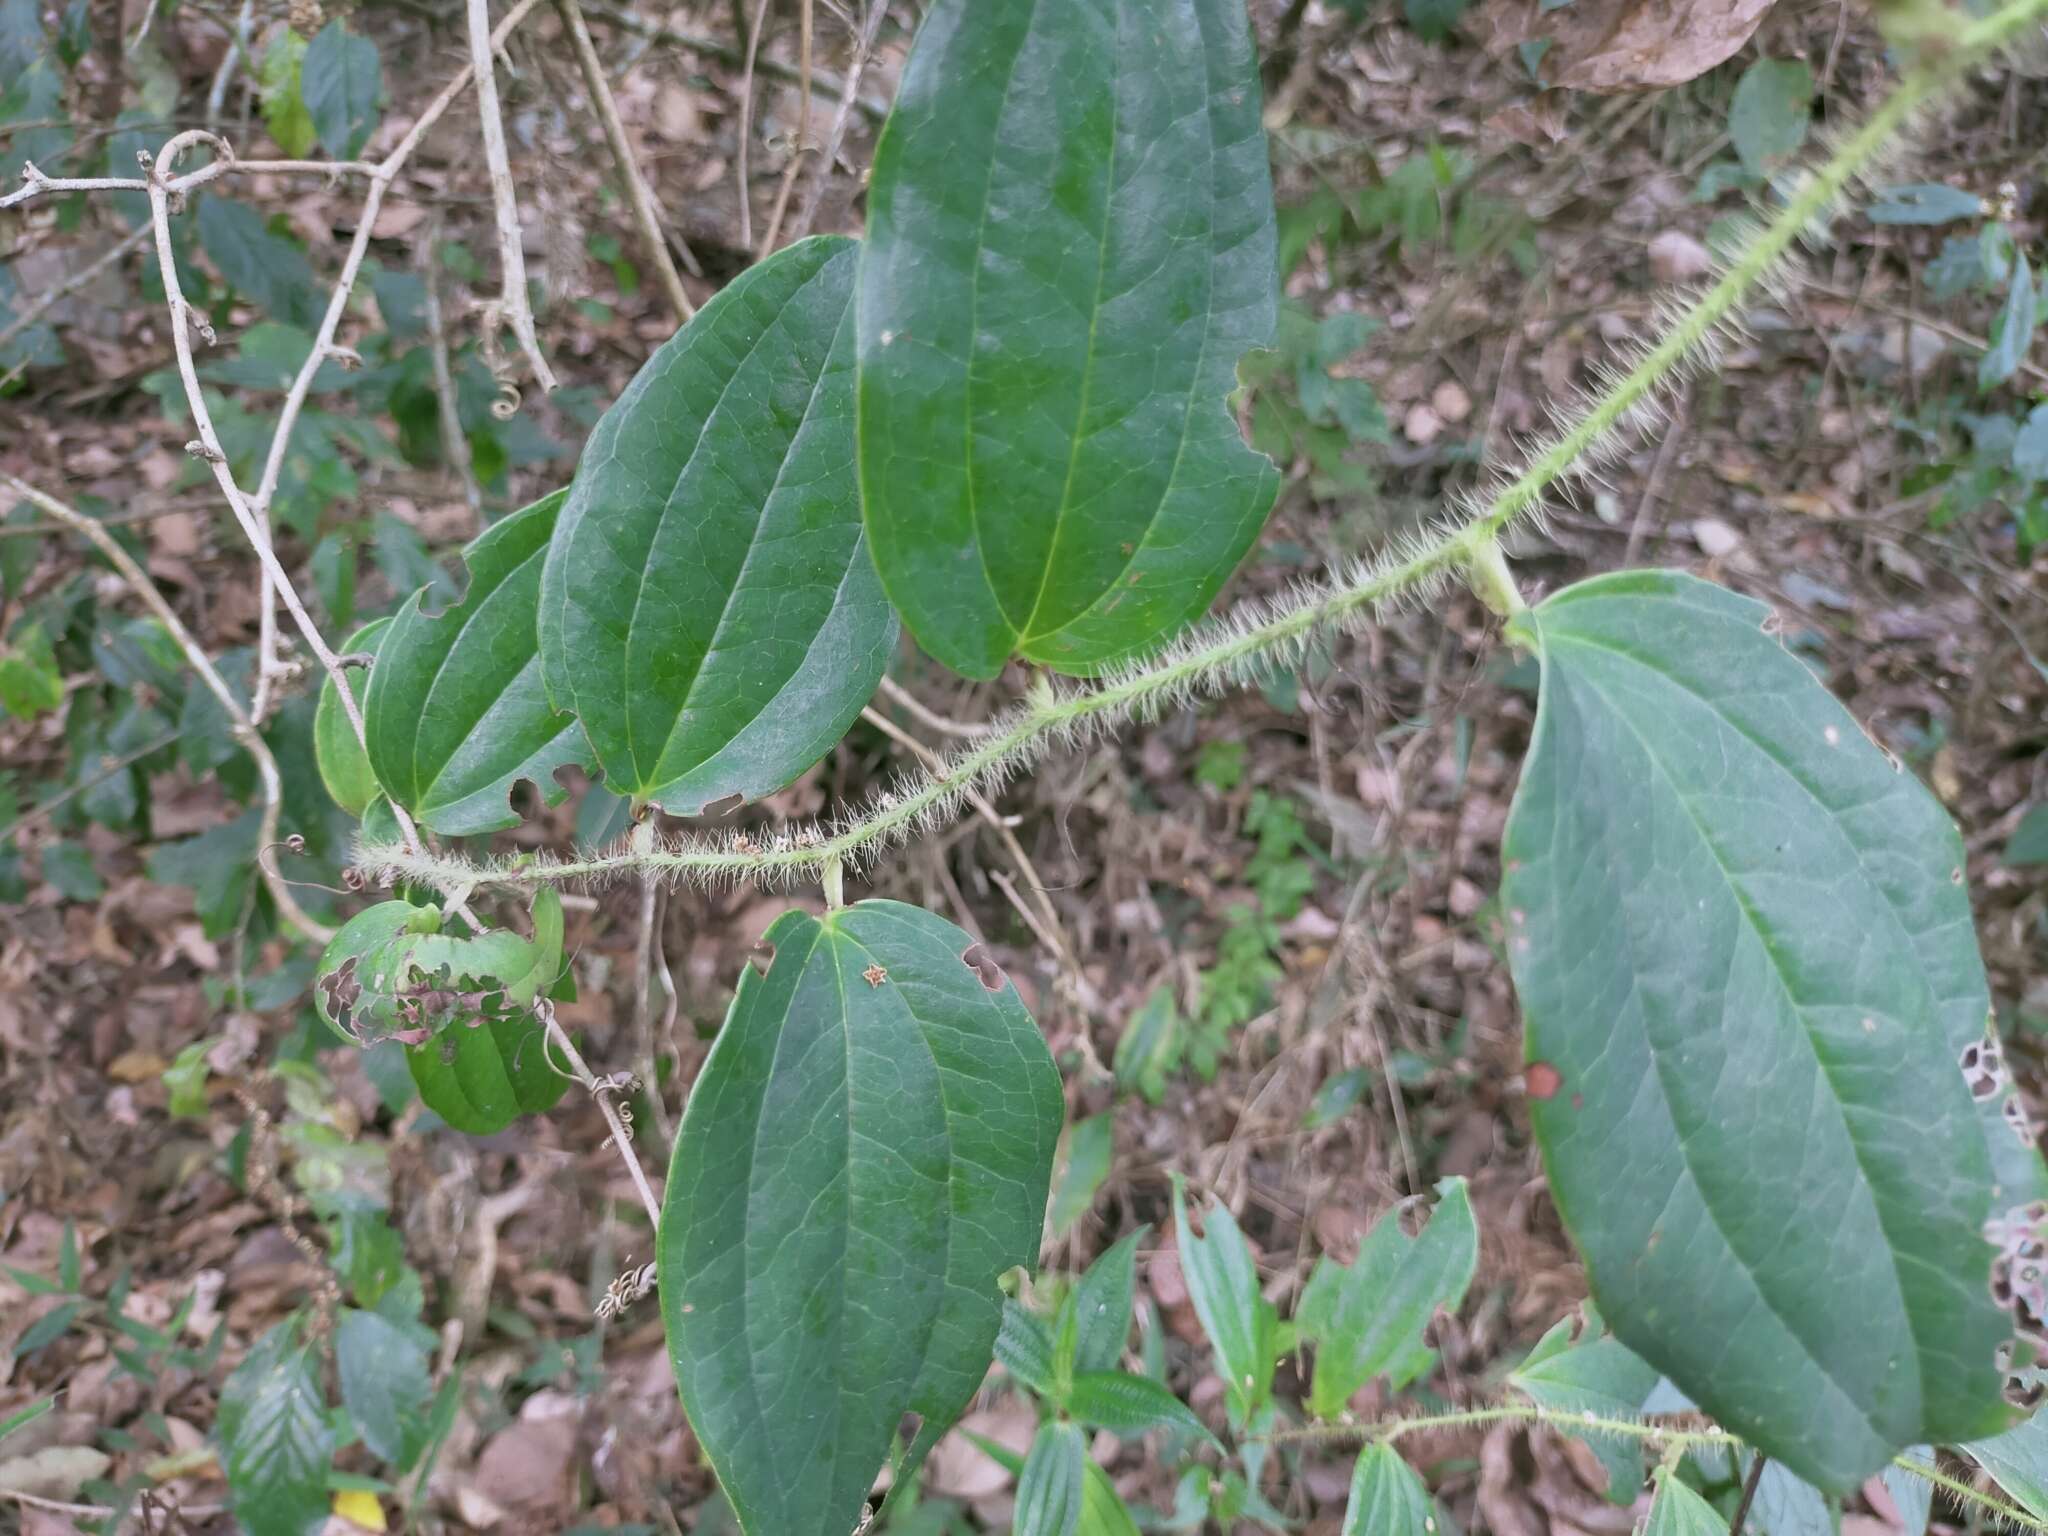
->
[2008,803,2048,866]
[2012,404,2048,483]
[1073,1226,1145,1375]
[1079,1461,1142,1536]
[1296,1176,1476,1418]
[316,619,389,818]
[1749,1462,1834,1536]
[1967,1415,2048,1518]
[1502,569,2036,1492]
[302,21,380,159]
[1113,987,1182,1104]
[146,810,261,939]
[658,900,1062,1536]
[0,1397,53,1445]
[1866,182,1983,225]
[1510,1311,1656,1500]
[197,195,320,327]
[317,1193,410,1309]
[335,1308,431,1472]
[1981,252,2037,390]
[258,29,315,158]
[1340,1444,1437,1536]
[15,1299,84,1355]
[1728,59,1812,177]
[40,840,102,902]
[1643,1471,1730,1536]
[1048,1112,1114,1239]
[1065,1371,1215,1447]
[538,236,894,815]
[365,493,592,834]
[1015,1421,1086,1536]
[0,620,63,720]
[163,1037,214,1119]
[996,1299,1057,1398]
[856,0,1281,678]
[1171,1178,1276,1430]
[218,1320,333,1536]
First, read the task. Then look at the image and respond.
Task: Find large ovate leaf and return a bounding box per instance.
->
[856,0,1281,679]
[1502,569,2036,1492]
[1296,1175,1476,1417]
[217,1318,332,1536]
[539,236,895,815]
[659,900,1062,1536]
[364,492,592,835]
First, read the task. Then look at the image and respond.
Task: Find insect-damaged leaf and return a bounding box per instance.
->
[364,491,593,835]
[856,0,1281,679]
[538,236,894,815]
[1501,569,2042,1492]
[659,901,1062,1536]
[314,892,568,1134]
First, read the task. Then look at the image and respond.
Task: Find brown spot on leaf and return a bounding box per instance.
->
[961,943,1005,991]
[1525,1061,1563,1100]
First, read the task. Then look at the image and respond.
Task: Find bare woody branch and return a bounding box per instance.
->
[467,0,559,397]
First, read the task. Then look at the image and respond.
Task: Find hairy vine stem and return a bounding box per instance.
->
[355,0,2048,899]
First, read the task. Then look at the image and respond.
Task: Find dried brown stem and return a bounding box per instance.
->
[467,0,559,396]
[785,0,886,246]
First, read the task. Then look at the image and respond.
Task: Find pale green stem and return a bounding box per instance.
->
[353,0,2048,897]
[1258,1403,1743,1455]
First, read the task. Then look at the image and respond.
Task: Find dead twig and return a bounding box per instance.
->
[786,0,887,246]
[466,0,559,397]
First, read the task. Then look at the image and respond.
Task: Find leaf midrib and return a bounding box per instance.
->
[1546,639,1927,1444]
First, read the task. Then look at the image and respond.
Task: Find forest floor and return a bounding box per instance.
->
[2,0,2045,1532]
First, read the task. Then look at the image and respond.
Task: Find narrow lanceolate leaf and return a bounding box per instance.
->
[539,236,895,814]
[1297,1176,1476,1418]
[1073,1226,1146,1375]
[1172,1179,1275,1430]
[364,492,592,835]
[218,1320,332,1536]
[1015,1422,1087,1536]
[659,900,1062,1536]
[1341,1444,1438,1536]
[857,0,1281,679]
[1066,1371,1217,1447]
[1502,569,2038,1492]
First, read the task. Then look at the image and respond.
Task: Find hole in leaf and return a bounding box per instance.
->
[1962,1040,2006,1101]
[701,793,746,817]
[960,943,1005,991]
[747,943,775,978]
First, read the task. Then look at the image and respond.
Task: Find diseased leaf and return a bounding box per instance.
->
[1340,1444,1436,1536]
[218,1319,332,1536]
[1296,1176,1476,1418]
[857,0,1280,678]
[539,236,894,815]
[1015,1422,1086,1536]
[302,20,380,160]
[1502,569,2039,1491]
[258,29,315,158]
[316,619,389,818]
[658,900,1062,1536]
[335,1308,431,1472]
[364,493,592,835]
[1171,1178,1276,1430]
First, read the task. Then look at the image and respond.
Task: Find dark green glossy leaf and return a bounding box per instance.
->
[1171,1178,1276,1430]
[316,619,389,819]
[539,236,894,815]
[303,20,380,159]
[1015,1422,1086,1536]
[1340,1444,1435,1536]
[659,900,1062,1536]
[856,0,1280,678]
[364,493,592,835]
[218,1320,332,1536]
[335,1308,430,1471]
[1502,569,2037,1491]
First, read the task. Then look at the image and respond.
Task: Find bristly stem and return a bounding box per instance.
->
[354,0,2048,899]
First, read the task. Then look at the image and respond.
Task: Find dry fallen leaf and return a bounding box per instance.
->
[1482,0,1778,92]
